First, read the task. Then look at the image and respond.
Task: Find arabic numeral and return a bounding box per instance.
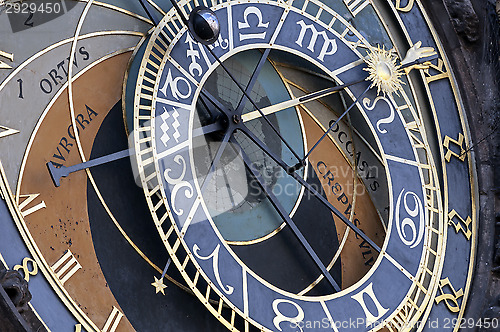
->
[17,79,23,98]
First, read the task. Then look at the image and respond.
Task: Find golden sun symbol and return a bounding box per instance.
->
[364,46,404,95]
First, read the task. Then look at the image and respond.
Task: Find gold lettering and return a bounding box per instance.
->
[394,0,415,12]
[51,250,82,284]
[435,277,463,313]
[13,257,38,282]
[443,133,466,162]
[0,50,14,69]
[448,209,472,240]
[386,301,418,331]
[18,193,46,217]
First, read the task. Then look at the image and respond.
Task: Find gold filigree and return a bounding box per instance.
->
[364,46,404,95]
[151,276,167,295]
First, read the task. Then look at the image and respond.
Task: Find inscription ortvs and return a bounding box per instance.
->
[39,46,90,94]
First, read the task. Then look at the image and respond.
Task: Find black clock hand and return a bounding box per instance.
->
[237,125,382,253]
[203,45,304,163]
[234,48,272,114]
[47,149,132,187]
[138,0,162,26]
[287,85,371,174]
[199,131,233,192]
[165,3,304,163]
[47,120,226,187]
[231,138,341,292]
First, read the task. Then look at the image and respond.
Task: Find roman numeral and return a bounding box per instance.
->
[0,125,20,139]
[51,250,82,284]
[102,306,123,332]
[18,193,46,217]
[0,50,14,69]
[351,283,389,326]
[344,0,370,17]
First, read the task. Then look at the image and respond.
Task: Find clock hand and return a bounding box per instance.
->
[287,85,371,174]
[203,45,304,163]
[138,0,162,26]
[167,3,304,163]
[160,258,172,280]
[47,149,132,187]
[237,125,381,253]
[47,121,226,187]
[400,41,437,66]
[241,45,437,124]
[199,131,232,192]
[241,78,366,123]
[230,138,341,292]
[234,48,272,114]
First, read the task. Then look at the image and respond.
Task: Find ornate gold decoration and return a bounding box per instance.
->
[13,257,38,282]
[448,209,473,240]
[435,277,464,313]
[443,133,466,162]
[364,46,403,95]
[401,41,437,75]
[151,276,167,295]
[0,49,14,69]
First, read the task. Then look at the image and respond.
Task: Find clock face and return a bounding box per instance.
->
[0,0,477,331]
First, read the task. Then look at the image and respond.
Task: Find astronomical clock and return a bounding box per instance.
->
[0,0,496,331]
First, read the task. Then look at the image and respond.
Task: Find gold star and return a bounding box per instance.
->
[151,276,167,295]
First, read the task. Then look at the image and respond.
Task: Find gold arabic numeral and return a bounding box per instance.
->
[423,58,449,83]
[351,282,389,327]
[343,0,370,17]
[50,250,82,285]
[0,50,14,69]
[75,324,82,332]
[448,209,472,240]
[394,0,415,12]
[443,133,466,162]
[13,257,38,282]
[18,193,46,217]
[435,277,464,313]
[102,306,123,332]
[0,125,20,139]
[386,301,419,331]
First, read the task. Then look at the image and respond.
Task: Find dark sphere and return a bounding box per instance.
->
[188,6,220,45]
